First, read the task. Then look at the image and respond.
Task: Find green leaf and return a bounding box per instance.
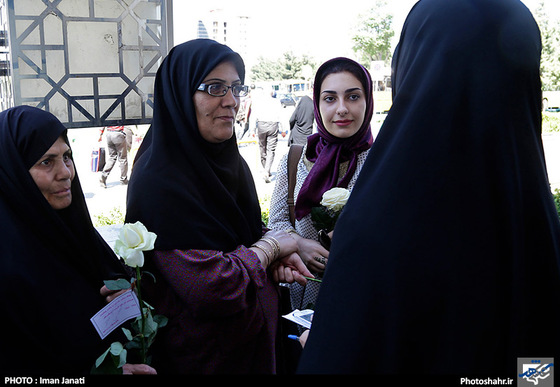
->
[109,341,124,356]
[143,312,157,336]
[153,314,168,329]
[121,327,134,341]
[103,278,131,291]
[94,347,110,368]
[124,338,143,350]
[130,316,142,334]
[116,348,127,368]
[310,206,336,232]
[92,342,126,375]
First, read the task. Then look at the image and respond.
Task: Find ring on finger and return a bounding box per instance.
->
[313,256,326,265]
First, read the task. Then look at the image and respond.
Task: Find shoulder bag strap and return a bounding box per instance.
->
[287,144,304,227]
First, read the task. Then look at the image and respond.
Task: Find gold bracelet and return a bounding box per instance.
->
[251,242,273,265]
[261,237,280,259]
[251,243,271,264]
[266,236,280,252]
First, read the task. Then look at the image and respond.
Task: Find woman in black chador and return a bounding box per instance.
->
[125,39,310,374]
[0,106,134,375]
[298,0,560,375]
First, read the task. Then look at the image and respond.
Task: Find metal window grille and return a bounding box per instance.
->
[5,0,173,128]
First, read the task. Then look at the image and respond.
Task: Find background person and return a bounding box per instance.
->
[125,39,312,374]
[287,94,315,147]
[253,90,284,183]
[298,0,560,375]
[235,89,252,140]
[98,124,129,187]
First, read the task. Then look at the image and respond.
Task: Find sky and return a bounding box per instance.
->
[171,0,560,67]
[172,0,417,63]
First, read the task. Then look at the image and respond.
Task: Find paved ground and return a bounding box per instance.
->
[69,105,301,222]
[68,127,288,219]
[68,116,560,230]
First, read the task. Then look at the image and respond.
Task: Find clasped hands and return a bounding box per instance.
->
[259,230,314,286]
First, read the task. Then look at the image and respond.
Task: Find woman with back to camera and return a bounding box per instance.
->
[125,39,312,374]
[298,0,560,375]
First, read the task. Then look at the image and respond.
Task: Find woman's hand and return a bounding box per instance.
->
[271,252,313,285]
[293,235,329,273]
[251,230,299,268]
[298,329,310,348]
[100,284,127,303]
[122,363,157,374]
[263,229,298,257]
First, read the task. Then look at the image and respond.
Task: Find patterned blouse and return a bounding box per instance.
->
[145,244,279,374]
[268,145,370,312]
[268,145,371,240]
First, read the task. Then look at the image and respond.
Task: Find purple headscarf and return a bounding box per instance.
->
[294,57,374,220]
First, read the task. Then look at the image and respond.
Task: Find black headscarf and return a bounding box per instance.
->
[126,39,262,252]
[0,105,127,375]
[298,0,560,375]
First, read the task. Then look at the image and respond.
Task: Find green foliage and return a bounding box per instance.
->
[93,207,125,227]
[104,278,132,290]
[93,270,167,374]
[553,188,560,218]
[351,0,395,67]
[251,57,281,81]
[92,342,126,375]
[310,206,339,233]
[260,194,270,225]
[261,208,269,226]
[543,112,560,133]
[251,52,317,82]
[534,2,560,90]
[121,307,168,357]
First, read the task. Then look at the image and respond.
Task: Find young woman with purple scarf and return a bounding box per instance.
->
[268,57,374,321]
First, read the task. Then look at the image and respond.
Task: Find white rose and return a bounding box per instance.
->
[320,187,351,212]
[114,221,157,268]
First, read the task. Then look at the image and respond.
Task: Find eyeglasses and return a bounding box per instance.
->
[197,83,249,97]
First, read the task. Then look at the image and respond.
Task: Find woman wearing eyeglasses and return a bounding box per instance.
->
[125,39,312,374]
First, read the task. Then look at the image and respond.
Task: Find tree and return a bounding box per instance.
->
[250,57,281,82]
[250,52,317,82]
[278,51,302,80]
[534,2,560,90]
[351,0,394,68]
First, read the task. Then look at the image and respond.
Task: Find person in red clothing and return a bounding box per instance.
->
[125,39,312,374]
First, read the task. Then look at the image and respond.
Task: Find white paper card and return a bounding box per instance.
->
[282,309,314,329]
[90,289,141,339]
